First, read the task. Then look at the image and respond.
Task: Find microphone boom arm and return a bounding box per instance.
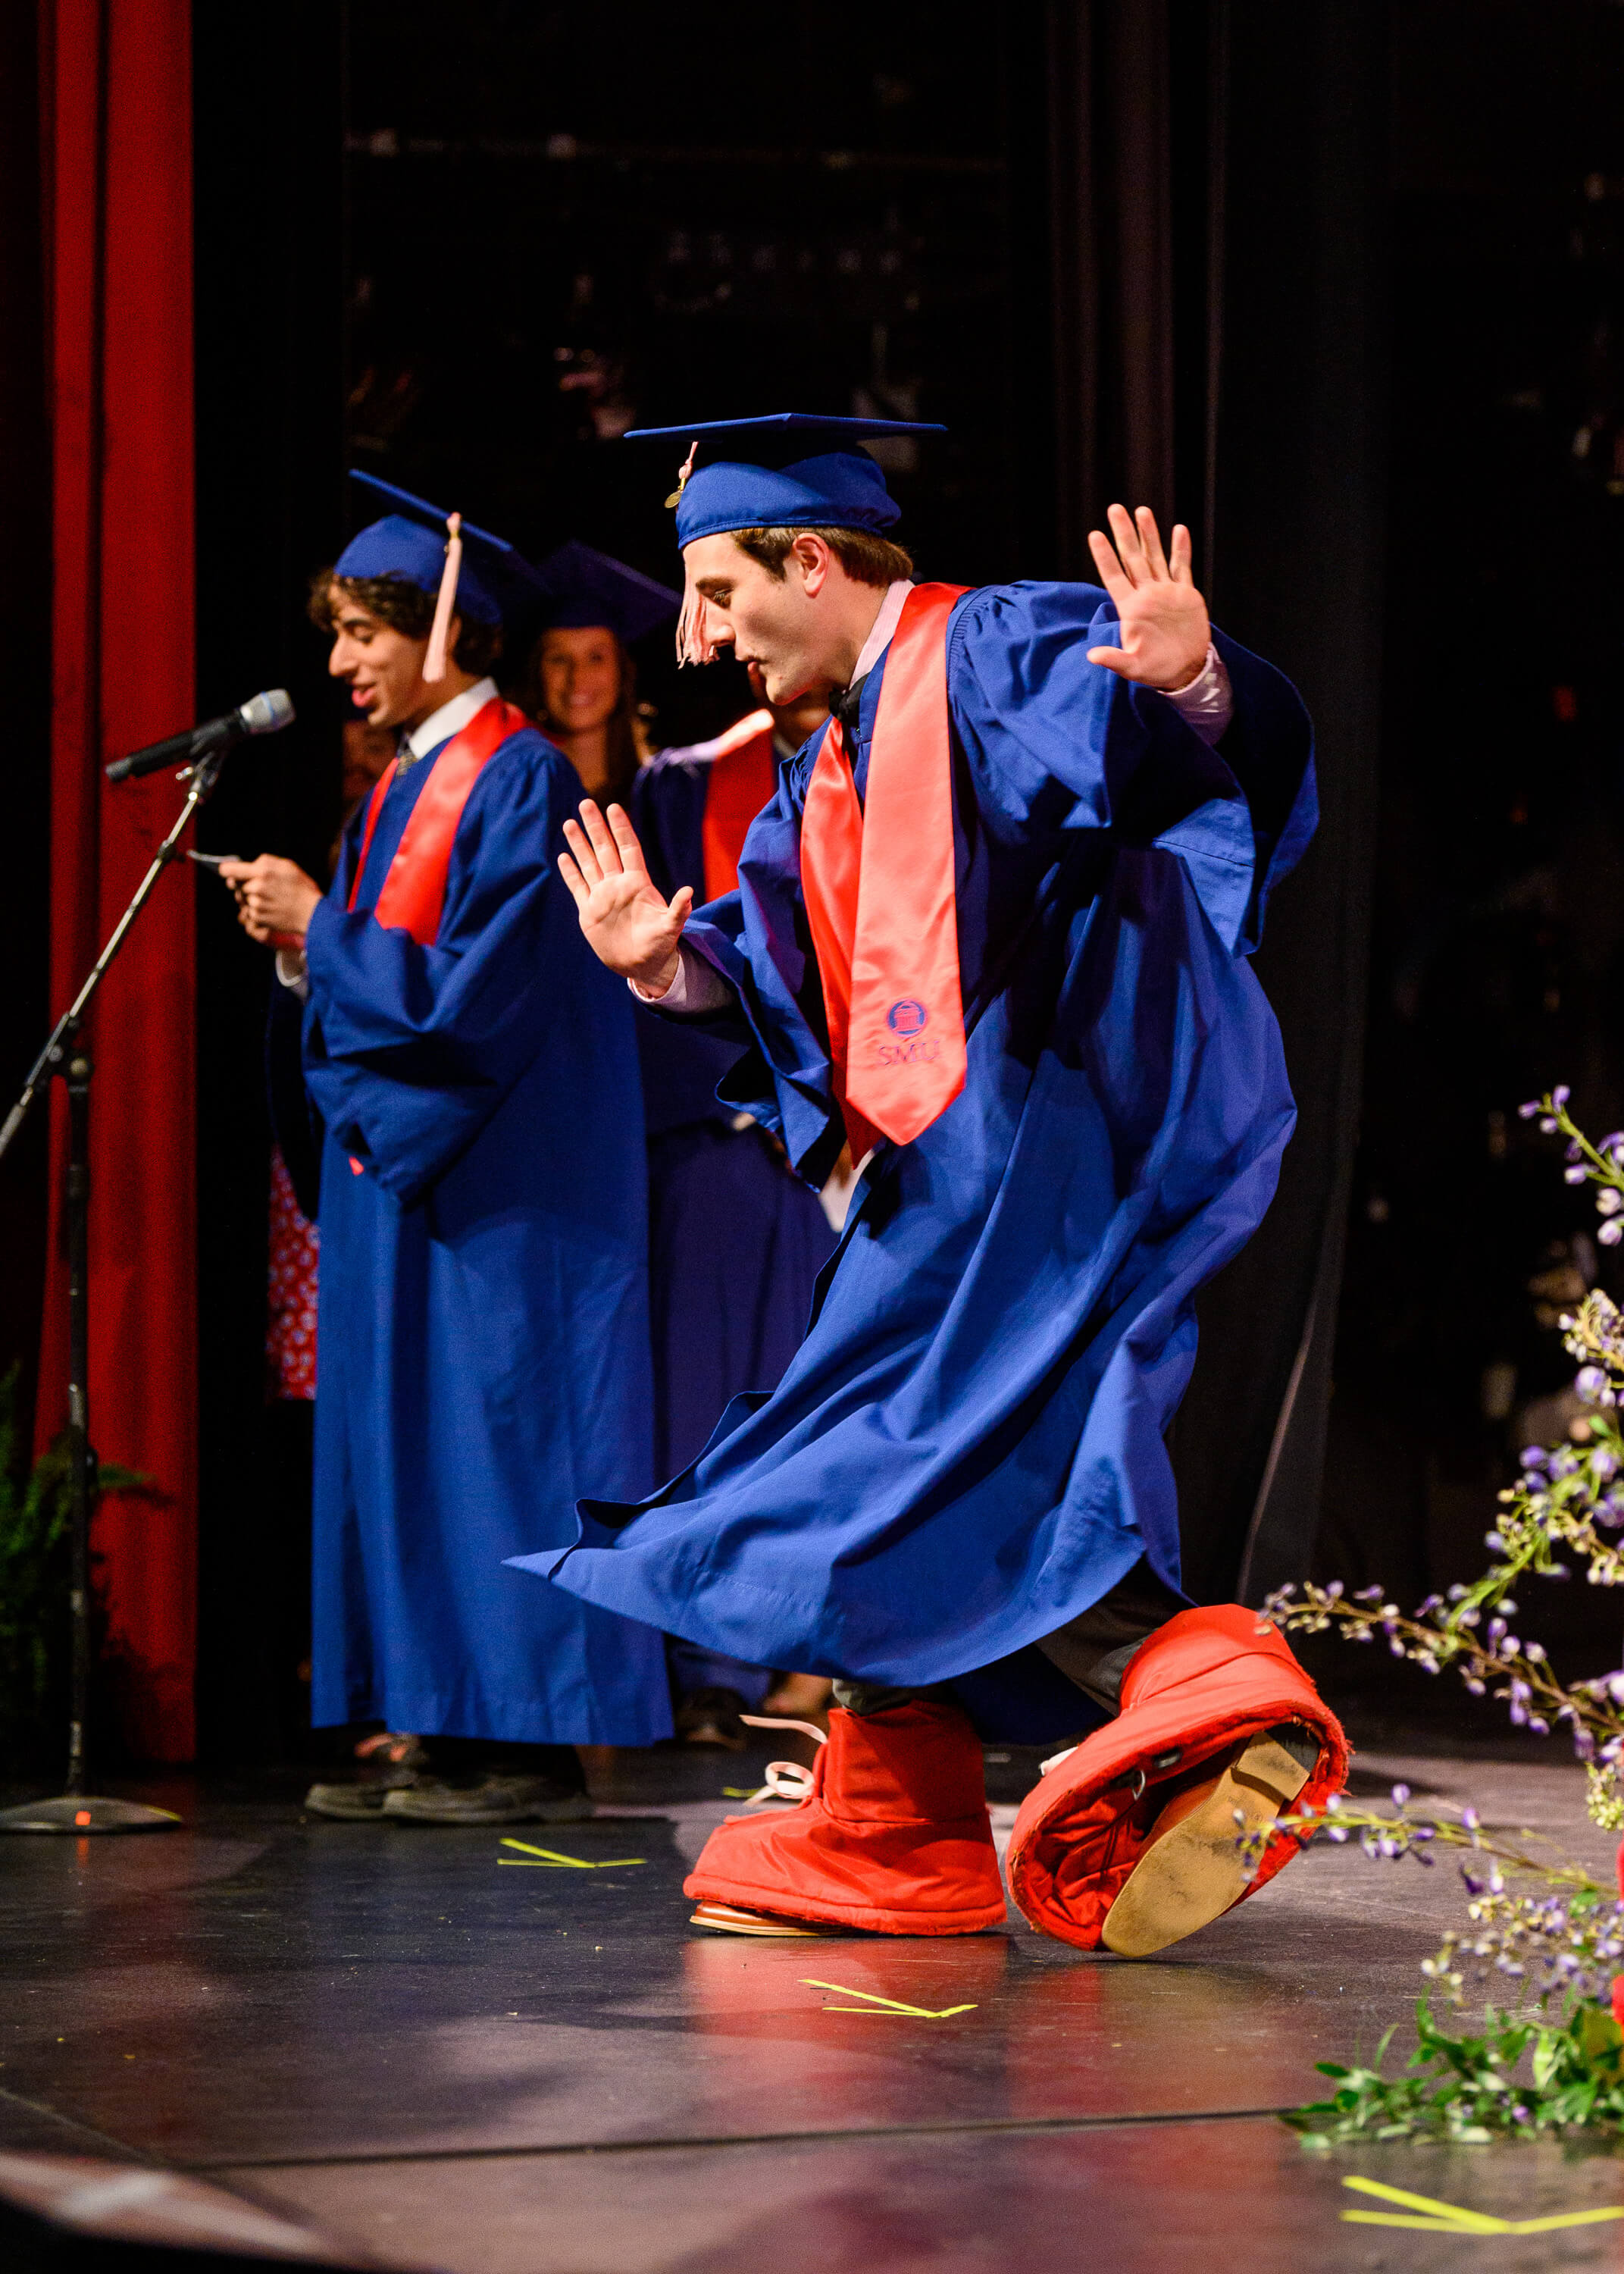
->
[0,747,226,1163]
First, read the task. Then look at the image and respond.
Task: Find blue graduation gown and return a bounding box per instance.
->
[302,719,672,1744]
[631,746,836,1482]
[514,583,1314,1695]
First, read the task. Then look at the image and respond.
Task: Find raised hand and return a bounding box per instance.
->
[1084,505,1211,693]
[559,800,693,992]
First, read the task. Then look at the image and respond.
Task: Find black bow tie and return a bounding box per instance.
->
[830,673,868,739]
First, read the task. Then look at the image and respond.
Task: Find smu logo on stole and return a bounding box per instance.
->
[877,997,942,1067]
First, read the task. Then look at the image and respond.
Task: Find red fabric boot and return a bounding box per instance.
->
[684,1700,1007,1935]
[1006,1605,1348,1954]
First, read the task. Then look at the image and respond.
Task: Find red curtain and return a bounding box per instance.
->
[37,0,197,1761]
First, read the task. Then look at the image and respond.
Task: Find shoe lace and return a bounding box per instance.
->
[735,1713,827,1807]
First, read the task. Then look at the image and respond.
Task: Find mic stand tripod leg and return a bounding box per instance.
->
[0,760,226,1834]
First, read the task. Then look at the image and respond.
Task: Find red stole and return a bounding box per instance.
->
[799,584,970,1158]
[700,707,778,902]
[349,696,529,945]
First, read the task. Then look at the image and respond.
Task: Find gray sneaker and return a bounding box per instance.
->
[304,1776,411,1820]
[381,1773,594,1826]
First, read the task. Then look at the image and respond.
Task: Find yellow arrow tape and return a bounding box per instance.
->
[802,1978,977,2019]
[1340,2177,1624,2235]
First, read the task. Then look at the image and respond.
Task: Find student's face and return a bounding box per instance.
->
[685,535,834,705]
[537,626,621,738]
[325,588,451,731]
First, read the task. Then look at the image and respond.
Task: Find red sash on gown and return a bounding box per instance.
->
[798,584,970,1157]
[700,707,778,903]
[348,695,530,945]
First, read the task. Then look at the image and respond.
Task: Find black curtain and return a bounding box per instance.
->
[192,2,345,1759]
[1044,2,1388,1602]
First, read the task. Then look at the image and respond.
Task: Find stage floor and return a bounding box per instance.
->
[3,1731,1622,2271]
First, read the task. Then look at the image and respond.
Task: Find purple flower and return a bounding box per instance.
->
[1594,1449,1619,1480]
[1541,1117,1560,1134]
[1463,1807,1481,1830]
[1391,1783,1411,1806]
[1519,1100,1542,1120]
[1576,1366,1606,1398]
[1601,1220,1622,1247]
[1555,1085,1572,1107]
[1598,1190,1623,1217]
[1567,1165,1589,1184]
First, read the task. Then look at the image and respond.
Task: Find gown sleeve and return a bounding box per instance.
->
[300,736,571,1207]
[948,581,1316,954]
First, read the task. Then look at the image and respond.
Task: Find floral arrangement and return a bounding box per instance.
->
[1253,1090,1624,2142]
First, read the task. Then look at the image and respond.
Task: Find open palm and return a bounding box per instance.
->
[1084,504,1211,694]
[559,800,692,991]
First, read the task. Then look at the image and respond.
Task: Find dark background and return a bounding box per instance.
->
[6,1,1624,1757]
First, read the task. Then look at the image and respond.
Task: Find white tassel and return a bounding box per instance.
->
[423,511,463,682]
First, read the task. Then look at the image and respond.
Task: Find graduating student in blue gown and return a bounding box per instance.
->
[229,473,671,1824]
[514,418,1314,1737]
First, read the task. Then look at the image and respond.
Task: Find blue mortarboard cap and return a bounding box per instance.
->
[534,540,679,645]
[336,471,550,626]
[624,413,947,547]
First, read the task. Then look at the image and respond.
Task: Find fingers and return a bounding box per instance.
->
[575,799,626,880]
[1084,644,1134,681]
[1134,507,1169,579]
[603,803,649,879]
[1105,503,1145,581]
[561,816,604,891]
[556,850,590,911]
[670,885,694,926]
[1087,527,1131,602]
[1169,522,1193,581]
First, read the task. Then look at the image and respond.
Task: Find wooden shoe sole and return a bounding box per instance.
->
[690,1901,849,1938]
[1100,1729,1313,1957]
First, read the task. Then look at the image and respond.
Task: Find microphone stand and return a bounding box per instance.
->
[0,747,229,1833]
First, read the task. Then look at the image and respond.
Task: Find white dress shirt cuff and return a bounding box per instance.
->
[275,948,309,1000]
[1159,644,1233,747]
[628,943,732,1014]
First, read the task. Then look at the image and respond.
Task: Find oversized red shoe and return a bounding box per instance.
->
[1006,1605,1348,1955]
[684,1699,1007,1936]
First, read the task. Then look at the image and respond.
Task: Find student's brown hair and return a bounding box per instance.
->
[729,526,915,589]
[307,570,505,676]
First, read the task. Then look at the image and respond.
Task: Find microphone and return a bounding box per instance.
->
[105,689,296,783]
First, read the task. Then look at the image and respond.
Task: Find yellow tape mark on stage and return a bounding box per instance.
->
[498,1838,646,1869]
[802,1978,978,2019]
[1340,2175,1624,2235]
